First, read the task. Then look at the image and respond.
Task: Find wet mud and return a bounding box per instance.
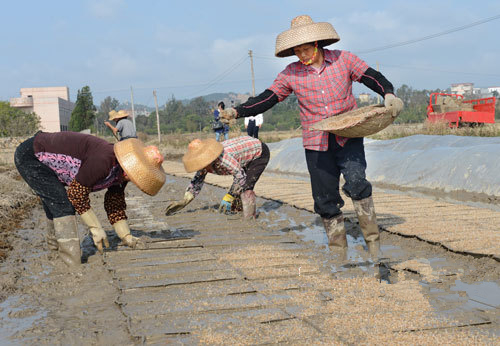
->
[0,172,498,344]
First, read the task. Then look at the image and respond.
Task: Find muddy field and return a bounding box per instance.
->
[0,164,499,344]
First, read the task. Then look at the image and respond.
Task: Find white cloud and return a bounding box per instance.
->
[86,0,124,19]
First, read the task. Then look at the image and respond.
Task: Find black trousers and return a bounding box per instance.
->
[14,135,75,220]
[242,143,269,191]
[246,120,259,139]
[305,134,372,219]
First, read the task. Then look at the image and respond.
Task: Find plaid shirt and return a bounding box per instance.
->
[269,49,369,151]
[187,136,263,197]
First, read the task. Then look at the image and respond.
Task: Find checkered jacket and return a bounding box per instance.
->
[269,49,369,150]
[188,136,263,197]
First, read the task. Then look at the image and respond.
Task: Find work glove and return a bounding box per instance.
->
[384,93,404,118]
[219,108,238,125]
[165,191,194,216]
[113,220,145,249]
[219,193,234,214]
[80,209,110,253]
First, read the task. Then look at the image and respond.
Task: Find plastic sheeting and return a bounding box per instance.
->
[267,135,500,196]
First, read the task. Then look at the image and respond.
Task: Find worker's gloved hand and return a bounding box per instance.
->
[113,220,145,249]
[80,209,110,253]
[219,193,234,214]
[384,93,404,117]
[219,108,238,125]
[165,191,194,216]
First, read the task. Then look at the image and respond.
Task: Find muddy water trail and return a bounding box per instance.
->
[0,173,499,344]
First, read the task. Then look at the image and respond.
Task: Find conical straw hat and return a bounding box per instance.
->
[310,105,396,138]
[109,110,129,121]
[275,15,340,58]
[182,138,223,173]
[114,138,166,195]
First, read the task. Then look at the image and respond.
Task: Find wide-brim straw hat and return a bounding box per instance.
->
[109,110,129,121]
[310,105,396,138]
[114,138,166,195]
[183,138,223,173]
[275,15,340,58]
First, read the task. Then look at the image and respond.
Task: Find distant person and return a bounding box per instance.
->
[219,15,403,258]
[245,113,263,139]
[165,136,269,219]
[213,102,229,141]
[14,132,165,267]
[105,110,137,141]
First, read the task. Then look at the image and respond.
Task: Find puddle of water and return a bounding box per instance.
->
[451,280,500,309]
[0,296,46,345]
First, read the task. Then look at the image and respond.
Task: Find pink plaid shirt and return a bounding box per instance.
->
[269,49,369,151]
[188,136,263,197]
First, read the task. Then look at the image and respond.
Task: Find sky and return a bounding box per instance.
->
[1,0,499,107]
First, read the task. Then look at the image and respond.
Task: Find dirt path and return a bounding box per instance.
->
[0,173,498,344]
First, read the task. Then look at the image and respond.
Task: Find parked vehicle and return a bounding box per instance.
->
[427,92,495,128]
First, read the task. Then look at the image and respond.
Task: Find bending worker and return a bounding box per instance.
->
[165,136,269,219]
[219,15,403,257]
[105,110,137,141]
[14,131,165,266]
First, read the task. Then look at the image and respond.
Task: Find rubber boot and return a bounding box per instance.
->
[322,214,347,248]
[45,219,58,251]
[53,215,82,267]
[241,190,256,219]
[352,196,380,259]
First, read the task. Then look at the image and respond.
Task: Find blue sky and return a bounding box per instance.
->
[1,0,499,107]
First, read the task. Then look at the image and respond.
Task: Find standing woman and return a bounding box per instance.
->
[105,110,137,140]
[14,131,165,267]
[219,15,403,257]
[214,102,230,142]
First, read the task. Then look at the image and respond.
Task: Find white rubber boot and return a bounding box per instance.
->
[53,215,82,267]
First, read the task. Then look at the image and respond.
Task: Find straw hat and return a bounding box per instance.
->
[182,138,223,173]
[108,110,129,121]
[114,138,166,195]
[275,15,340,57]
[310,105,396,138]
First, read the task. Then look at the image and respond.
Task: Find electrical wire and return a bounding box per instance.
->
[356,13,500,54]
[378,63,500,78]
[187,55,249,98]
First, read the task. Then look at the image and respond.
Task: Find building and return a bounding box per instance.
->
[450,83,474,96]
[487,86,500,96]
[10,87,75,132]
[358,93,372,103]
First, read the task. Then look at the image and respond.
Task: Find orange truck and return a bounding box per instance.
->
[427,92,496,128]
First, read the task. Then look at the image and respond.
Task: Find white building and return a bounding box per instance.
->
[450,83,474,95]
[487,86,500,96]
[10,86,75,132]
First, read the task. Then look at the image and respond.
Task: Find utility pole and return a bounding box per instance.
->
[153,90,161,143]
[130,86,136,130]
[248,50,255,96]
[376,62,381,104]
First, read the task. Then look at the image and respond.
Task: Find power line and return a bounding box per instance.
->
[379,63,500,78]
[187,55,248,98]
[356,13,500,54]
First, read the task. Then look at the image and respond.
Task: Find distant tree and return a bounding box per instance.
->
[0,101,41,137]
[394,85,441,124]
[69,86,96,131]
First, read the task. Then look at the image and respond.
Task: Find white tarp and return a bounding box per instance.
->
[267,135,500,196]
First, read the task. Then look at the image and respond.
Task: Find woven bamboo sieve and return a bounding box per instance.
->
[310,105,395,138]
